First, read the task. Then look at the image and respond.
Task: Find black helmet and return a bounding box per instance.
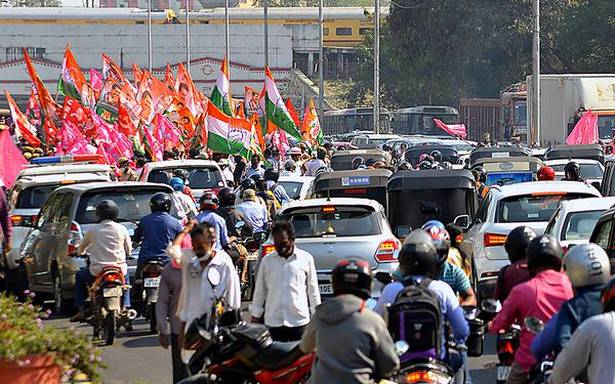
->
[430,150,443,163]
[96,200,119,221]
[601,276,615,313]
[173,169,190,181]
[564,161,581,181]
[352,157,365,170]
[472,166,487,183]
[150,192,172,213]
[332,258,373,300]
[526,235,563,276]
[505,226,537,263]
[199,191,219,208]
[250,173,264,183]
[399,229,439,277]
[218,187,236,207]
[240,177,256,191]
[264,168,280,183]
[397,161,412,171]
[418,160,433,170]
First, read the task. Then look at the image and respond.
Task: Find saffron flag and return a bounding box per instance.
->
[206,102,253,158]
[433,118,467,139]
[25,88,41,126]
[301,98,323,146]
[264,67,302,141]
[164,64,175,95]
[132,63,143,86]
[23,48,59,139]
[210,58,234,116]
[62,96,90,129]
[285,98,301,127]
[566,109,598,145]
[176,63,202,117]
[4,91,42,147]
[0,129,28,188]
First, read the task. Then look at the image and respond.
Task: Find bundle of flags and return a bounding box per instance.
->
[4,45,324,168]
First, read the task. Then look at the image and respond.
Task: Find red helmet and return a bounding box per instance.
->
[537,166,556,181]
[421,223,450,264]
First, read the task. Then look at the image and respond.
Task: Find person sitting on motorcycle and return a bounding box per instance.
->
[71,200,131,322]
[562,161,584,182]
[252,173,280,218]
[493,226,536,302]
[489,235,573,384]
[237,189,268,232]
[548,276,615,384]
[264,168,292,206]
[196,192,229,251]
[375,229,469,372]
[216,187,250,239]
[531,243,611,360]
[445,223,472,279]
[300,258,400,384]
[173,169,195,202]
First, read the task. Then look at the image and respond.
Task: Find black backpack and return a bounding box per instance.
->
[386,278,443,362]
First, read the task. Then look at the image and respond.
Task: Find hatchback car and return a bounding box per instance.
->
[19,182,180,313]
[277,175,314,201]
[259,198,400,298]
[463,181,601,300]
[544,159,604,186]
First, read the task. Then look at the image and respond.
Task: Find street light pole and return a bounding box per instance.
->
[531,0,540,145]
[264,0,269,68]
[318,0,324,118]
[186,0,191,74]
[373,0,380,134]
[147,0,152,71]
[224,0,230,63]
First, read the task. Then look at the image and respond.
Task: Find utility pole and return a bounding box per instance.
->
[531,0,540,145]
[318,0,324,118]
[147,0,152,71]
[264,0,269,68]
[186,0,191,74]
[224,0,230,63]
[373,0,380,134]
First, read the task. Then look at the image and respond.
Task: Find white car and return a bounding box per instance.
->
[463,181,601,300]
[350,134,401,149]
[544,197,615,252]
[278,175,314,201]
[544,159,604,185]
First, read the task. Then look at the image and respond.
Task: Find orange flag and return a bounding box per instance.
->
[285,98,301,127]
[23,48,58,139]
[5,90,42,147]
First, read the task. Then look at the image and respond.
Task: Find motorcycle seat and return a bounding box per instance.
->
[252,341,304,371]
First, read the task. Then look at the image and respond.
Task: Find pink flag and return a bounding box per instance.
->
[96,144,111,165]
[90,68,103,93]
[566,109,598,145]
[0,129,28,188]
[90,110,113,144]
[152,113,181,149]
[434,118,467,139]
[57,121,96,155]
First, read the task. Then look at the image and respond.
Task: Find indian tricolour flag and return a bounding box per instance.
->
[210,58,234,116]
[206,101,253,158]
[57,46,95,107]
[264,67,302,141]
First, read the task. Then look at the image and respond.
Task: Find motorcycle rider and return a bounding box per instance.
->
[237,189,268,232]
[215,187,249,238]
[264,168,291,206]
[173,169,195,202]
[489,235,573,384]
[71,200,131,322]
[471,166,489,199]
[375,229,469,373]
[196,192,230,251]
[493,226,536,302]
[548,276,615,384]
[300,258,400,384]
[562,161,584,182]
[531,243,611,359]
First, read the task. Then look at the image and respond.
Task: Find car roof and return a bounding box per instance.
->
[17,164,113,177]
[280,197,383,212]
[12,173,109,188]
[490,180,601,197]
[388,169,475,190]
[143,159,220,169]
[558,197,615,213]
[278,175,315,183]
[544,159,602,166]
[51,181,173,194]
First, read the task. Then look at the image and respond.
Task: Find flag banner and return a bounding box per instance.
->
[244,86,261,117]
[58,45,96,107]
[301,98,323,146]
[62,96,90,129]
[265,67,302,141]
[141,124,163,161]
[566,109,598,145]
[210,58,234,116]
[23,48,59,139]
[176,63,203,117]
[164,64,175,95]
[132,63,143,86]
[285,98,301,127]
[25,88,41,126]
[5,91,42,147]
[206,101,253,158]
[89,68,104,97]
[152,113,181,149]
[0,129,28,188]
[433,118,467,139]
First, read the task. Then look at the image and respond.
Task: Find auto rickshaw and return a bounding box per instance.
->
[469,147,531,167]
[329,149,391,171]
[544,144,605,164]
[472,156,543,186]
[404,145,460,167]
[387,169,478,238]
[313,168,392,210]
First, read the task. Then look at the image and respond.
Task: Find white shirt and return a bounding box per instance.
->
[303,159,327,176]
[77,220,130,276]
[167,245,241,327]
[251,247,321,327]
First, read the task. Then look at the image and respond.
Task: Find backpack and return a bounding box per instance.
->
[386,278,443,362]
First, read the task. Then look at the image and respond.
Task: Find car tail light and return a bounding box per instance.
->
[67,221,83,254]
[10,215,23,226]
[10,215,37,227]
[375,239,400,263]
[261,244,276,258]
[484,233,507,247]
[321,205,337,213]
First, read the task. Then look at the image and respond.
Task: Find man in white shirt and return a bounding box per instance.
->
[303,148,328,176]
[251,220,321,341]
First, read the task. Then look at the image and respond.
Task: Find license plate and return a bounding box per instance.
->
[103,287,122,298]
[144,277,161,288]
[246,252,258,261]
[319,284,333,295]
[497,366,511,381]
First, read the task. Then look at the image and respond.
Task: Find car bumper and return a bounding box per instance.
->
[317,263,397,300]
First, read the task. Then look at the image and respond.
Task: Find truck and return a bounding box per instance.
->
[527,74,615,146]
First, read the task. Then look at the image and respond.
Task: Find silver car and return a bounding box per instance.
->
[259,198,400,298]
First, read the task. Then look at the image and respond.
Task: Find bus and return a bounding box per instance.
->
[392,106,461,136]
[323,107,391,134]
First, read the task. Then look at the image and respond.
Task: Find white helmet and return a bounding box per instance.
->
[565,243,611,288]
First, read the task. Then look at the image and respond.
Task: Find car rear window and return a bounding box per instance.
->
[278,206,381,238]
[497,193,594,223]
[148,167,223,189]
[551,163,604,179]
[76,189,173,224]
[562,210,604,241]
[15,185,58,209]
[278,181,303,200]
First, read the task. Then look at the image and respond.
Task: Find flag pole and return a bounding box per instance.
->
[264,0,269,68]
[147,0,152,71]
[373,0,380,135]
[224,0,230,64]
[186,0,191,75]
[318,0,324,120]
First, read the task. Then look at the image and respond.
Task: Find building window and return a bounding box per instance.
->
[323,28,329,36]
[335,27,353,36]
[6,47,45,62]
[359,28,370,35]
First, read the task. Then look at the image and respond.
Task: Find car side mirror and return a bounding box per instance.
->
[374,271,393,285]
[395,225,411,239]
[454,214,471,230]
[591,181,601,191]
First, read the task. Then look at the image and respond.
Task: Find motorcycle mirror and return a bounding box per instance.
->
[480,299,502,314]
[524,317,544,334]
[235,221,246,230]
[394,340,409,356]
[207,268,221,287]
[374,271,393,285]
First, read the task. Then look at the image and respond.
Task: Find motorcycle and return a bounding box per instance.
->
[480,299,521,384]
[72,253,136,346]
[140,259,165,334]
[231,221,268,301]
[179,268,314,384]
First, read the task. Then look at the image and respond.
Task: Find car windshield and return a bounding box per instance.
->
[76,189,172,224]
[278,181,303,200]
[278,206,381,238]
[550,163,604,179]
[148,167,223,189]
[15,185,58,209]
[497,193,594,223]
[562,210,604,241]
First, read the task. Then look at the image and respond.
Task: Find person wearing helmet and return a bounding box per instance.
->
[216,187,249,238]
[173,169,195,202]
[300,258,400,384]
[471,166,489,199]
[351,157,366,170]
[489,235,573,383]
[375,230,469,370]
[264,168,291,205]
[549,276,615,384]
[494,226,537,302]
[396,161,413,171]
[418,160,433,170]
[430,150,443,164]
[196,192,229,251]
[537,165,556,181]
[245,154,265,179]
[563,161,583,182]
[532,243,611,360]
[71,200,132,322]
[303,147,328,176]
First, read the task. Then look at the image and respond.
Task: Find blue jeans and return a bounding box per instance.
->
[75,267,130,308]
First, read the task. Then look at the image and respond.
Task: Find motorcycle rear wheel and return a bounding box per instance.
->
[103,310,116,346]
[148,303,157,334]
